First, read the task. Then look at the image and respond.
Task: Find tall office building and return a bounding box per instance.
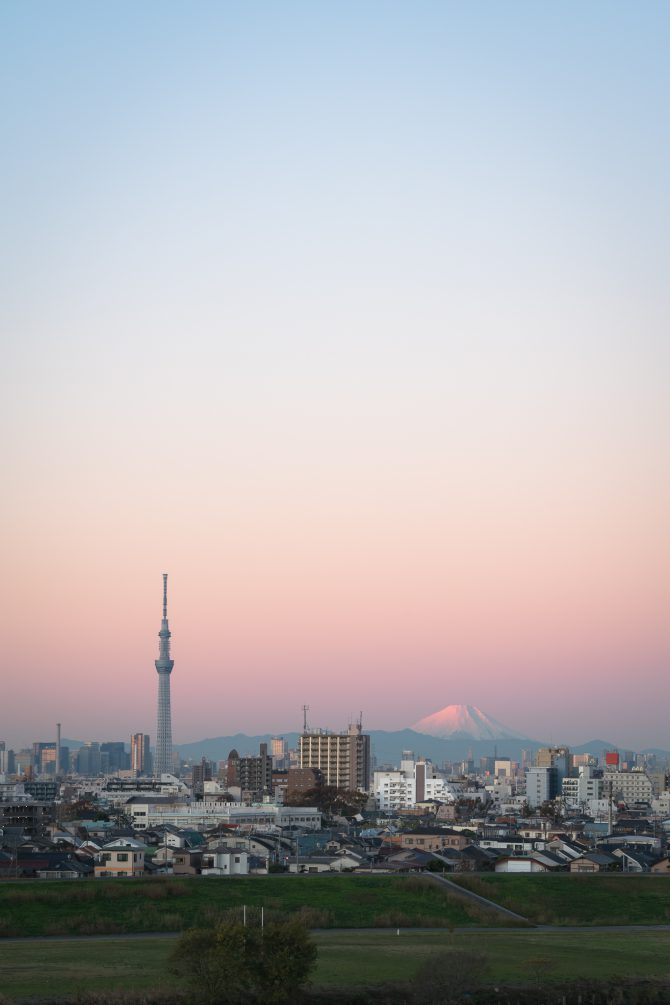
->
[76,741,101,775]
[299,721,371,792]
[100,742,130,772]
[131,733,152,775]
[271,736,288,770]
[154,574,175,777]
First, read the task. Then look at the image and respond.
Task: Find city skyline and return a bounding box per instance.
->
[2,3,669,751]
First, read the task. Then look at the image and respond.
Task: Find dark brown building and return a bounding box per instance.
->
[224,744,273,799]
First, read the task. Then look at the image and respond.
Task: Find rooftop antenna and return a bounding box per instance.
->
[358,710,363,732]
[302,705,310,732]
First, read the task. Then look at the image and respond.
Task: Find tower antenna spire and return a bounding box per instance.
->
[163,573,168,619]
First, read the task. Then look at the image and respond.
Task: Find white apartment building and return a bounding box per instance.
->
[525,767,556,808]
[605,769,653,805]
[562,766,603,808]
[374,758,457,811]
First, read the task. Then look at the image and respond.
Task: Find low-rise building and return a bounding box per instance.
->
[126,798,322,832]
[201,847,249,875]
[95,843,145,878]
[400,828,468,852]
[569,851,617,873]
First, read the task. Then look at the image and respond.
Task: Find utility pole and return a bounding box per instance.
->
[608,778,613,835]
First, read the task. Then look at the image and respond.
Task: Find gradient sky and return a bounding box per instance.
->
[1,2,668,751]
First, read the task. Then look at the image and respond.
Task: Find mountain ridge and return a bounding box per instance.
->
[174,730,666,765]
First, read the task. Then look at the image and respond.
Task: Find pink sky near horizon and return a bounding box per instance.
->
[1,3,669,752]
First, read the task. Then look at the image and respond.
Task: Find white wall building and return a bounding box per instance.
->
[525,767,553,808]
[374,758,457,812]
[127,799,322,832]
[562,766,603,809]
[605,769,653,805]
[201,848,249,875]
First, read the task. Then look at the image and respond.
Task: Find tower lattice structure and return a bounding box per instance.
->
[154,573,175,776]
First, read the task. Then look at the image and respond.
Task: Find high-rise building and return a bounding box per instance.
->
[131,733,152,775]
[271,736,288,770]
[76,742,101,775]
[154,574,175,777]
[526,766,558,807]
[224,744,273,799]
[192,757,213,793]
[100,742,130,772]
[299,721,371,792]
[0,742,14,775]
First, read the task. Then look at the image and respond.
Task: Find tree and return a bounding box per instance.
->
[169,920,317,1004]
[285,785,367,817]
[61,798,109,822]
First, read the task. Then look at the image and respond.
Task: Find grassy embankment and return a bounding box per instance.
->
[0,875,503,937]
[4,929,670,998]
[451,873,670,925]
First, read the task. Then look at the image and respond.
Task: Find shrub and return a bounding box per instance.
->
[169,920,317,1004]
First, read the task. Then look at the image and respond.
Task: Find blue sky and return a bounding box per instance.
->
[1,2,668,748]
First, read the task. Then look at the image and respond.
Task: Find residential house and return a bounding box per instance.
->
[201,847,249,876]
[400,828,468,852]
[569,852,618,873]
[95,842,145,877]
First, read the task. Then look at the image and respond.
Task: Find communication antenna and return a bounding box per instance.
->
[302,705,310,733]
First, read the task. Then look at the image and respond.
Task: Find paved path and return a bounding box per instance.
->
[423,872,531,923]
[5,924,670,945]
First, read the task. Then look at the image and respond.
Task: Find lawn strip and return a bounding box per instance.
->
[3,929,670,998]
[450,874,670,926]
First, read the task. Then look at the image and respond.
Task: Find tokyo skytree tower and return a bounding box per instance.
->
[154,573,175,776]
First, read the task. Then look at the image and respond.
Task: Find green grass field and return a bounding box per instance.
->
[2,930,670,999]
[451,873,670,925]
[0,875,498,937]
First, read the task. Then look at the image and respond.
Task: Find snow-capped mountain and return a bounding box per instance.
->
[412,703,530,741]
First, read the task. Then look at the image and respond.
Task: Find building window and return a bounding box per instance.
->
[116,853,129,862]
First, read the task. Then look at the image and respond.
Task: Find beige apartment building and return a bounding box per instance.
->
[299,723,371,792]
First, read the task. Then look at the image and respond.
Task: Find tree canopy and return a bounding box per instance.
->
[169,919,317,1004]
[285,785,367,817]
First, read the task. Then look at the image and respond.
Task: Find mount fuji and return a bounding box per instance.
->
[412,703,531,741]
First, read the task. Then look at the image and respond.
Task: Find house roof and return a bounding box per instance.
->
[579,852,617,865]
[207,845,249,855]
[402,827,462,837]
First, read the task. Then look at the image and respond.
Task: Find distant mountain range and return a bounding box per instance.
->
[174,729,537,763]
[173,731,649,765]
[56,722,669,765]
